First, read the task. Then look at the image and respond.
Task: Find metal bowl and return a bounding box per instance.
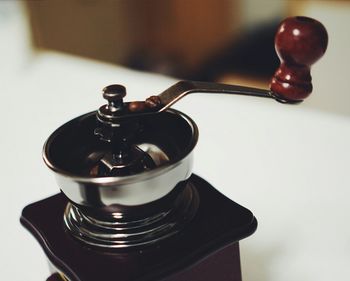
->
[43,109,198,209]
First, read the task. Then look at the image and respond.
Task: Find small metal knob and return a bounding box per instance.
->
[97,84,127,125]
[103,84,126,101]
[102,84,126,109]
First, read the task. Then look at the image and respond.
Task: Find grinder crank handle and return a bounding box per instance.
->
[128,16,328,114]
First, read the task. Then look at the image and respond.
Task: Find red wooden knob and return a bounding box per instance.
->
[270,16,328,102]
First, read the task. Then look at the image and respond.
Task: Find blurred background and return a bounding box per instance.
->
[2,0,348,90]
[25,0,288,82]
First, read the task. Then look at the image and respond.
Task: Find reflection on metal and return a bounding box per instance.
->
[64,183,199,248]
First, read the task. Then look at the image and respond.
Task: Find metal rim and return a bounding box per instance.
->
[42,109,198,185]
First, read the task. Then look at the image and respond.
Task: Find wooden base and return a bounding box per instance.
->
[47,244,241,281]
[22,174,256,281]
[166,243,242,281]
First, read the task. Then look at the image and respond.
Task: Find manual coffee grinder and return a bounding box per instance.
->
[21,17,327,281]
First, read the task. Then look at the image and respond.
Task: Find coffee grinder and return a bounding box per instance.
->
[21,16,327,281]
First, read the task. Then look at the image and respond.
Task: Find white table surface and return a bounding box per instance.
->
[1,2,350,281]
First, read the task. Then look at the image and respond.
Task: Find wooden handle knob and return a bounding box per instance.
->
[270,16,328,102]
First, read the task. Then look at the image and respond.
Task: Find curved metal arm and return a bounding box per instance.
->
[112,80,301,121]
[156,81,291,112]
